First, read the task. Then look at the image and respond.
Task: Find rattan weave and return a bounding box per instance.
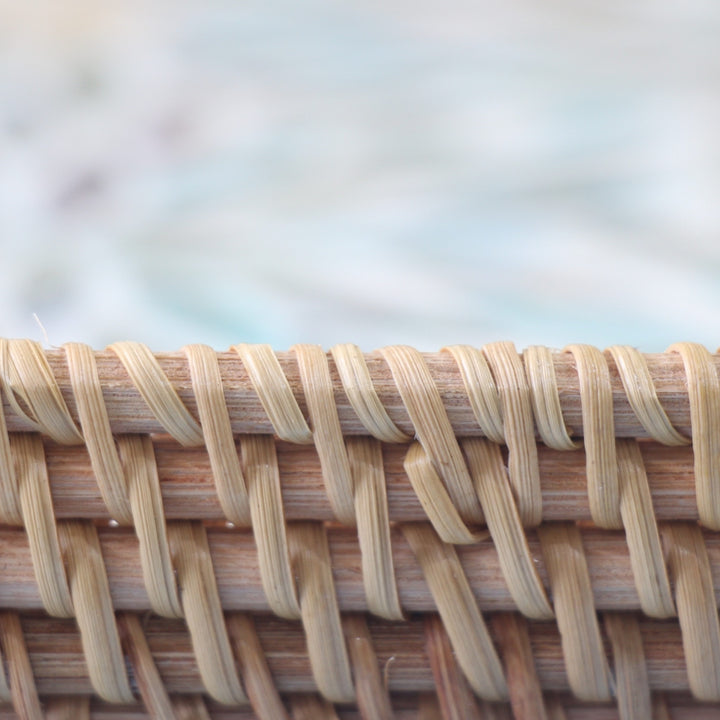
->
[0,339,716,719]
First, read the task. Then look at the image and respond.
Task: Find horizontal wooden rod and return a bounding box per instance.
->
[1,694,711,720]
[0,525,715,614]
[44,438,699,523]
[4,615,700,696]
[3,349,707,438]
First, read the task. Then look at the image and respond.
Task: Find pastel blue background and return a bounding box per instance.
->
[2,2,719,352]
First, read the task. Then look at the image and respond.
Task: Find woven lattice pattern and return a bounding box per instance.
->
[0,339,717,719]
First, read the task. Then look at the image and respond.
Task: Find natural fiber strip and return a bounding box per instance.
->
[564,344,622,529]
[663,522,720,701]
[241,435,300,619]
[290,696,341,720]
[116,436,182,618]
[523,346,578,451]
[0,375,20,526]
[608,346,688,446]
[172,696,212,720]
[64,343,132,523]
[167,521,247,705]
[667,342,720,529]
[331,344,410,443]
[0,339,82,444]
[652,695,672,720]
[184,344,251,525]
[293,344,355,524]
[491,614,549,720]
[227,614,291,720]
[347,437,403,620]
[67,346,183,617]
[418,694,442,720]
[402,523,507,701]
[0,613,42,720]
[343,615,395,720]
[545,698,568,720]
[482,341,542,526]
[463,438,552,619]
[233,344,313,444]
[288,522,355,703]
[605,613,651,720]
[442,345,504,444]
[424,614,482,720]
[16,522,720,614]
[538,523,612,701]
[108,342,203,447]
[11,433,74,617]
[119,613,177,720]
[58,520,133,703]
[45,698,90,720]
[381,346,483,524]
[616,439,674,618]
[403,442,479,544]
[17,436,720,524]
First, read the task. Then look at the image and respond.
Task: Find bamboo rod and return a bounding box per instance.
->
[3,350,705,438]
[43,439,698,522]
[0,525,714,613]
[2,695,714,720]
[0,616,699,696]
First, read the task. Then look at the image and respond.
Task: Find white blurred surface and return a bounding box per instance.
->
[1,1,719,351]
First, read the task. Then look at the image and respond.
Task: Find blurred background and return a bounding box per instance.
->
[1,1,719,352]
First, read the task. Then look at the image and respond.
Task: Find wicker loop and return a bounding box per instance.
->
[491,613,550,720]
[663,522,720,701]
[347,437,403,620]
[463,438,552,619]
[523,345,578,451]
[288,522,355,703]
[226,614,291,720]
[343,614,395,720]
[0,340,719,715]
[667,342,720,529]
[443,345,504,444]
[607,346,689,447]
[331,344,410,444]
[184,344,251,526]
[605,613,652,720]
[167,521,247,705]
[241,434,301,620]
[0,339,82,445]
[116,435,183,618]
[381,345,483,525]
[0,612,42,719]
[109,342,204,447]
[64,342,132,524]
[482,341,543,527]
[58,520,134,703]
[564,344,622,529]
[538,523,612,701]
[616,439,675,618]
[11,434,74,618]
[402,523,508,701]
[232,343,313,444]
[293,344,355,525]
[119,612,177,719]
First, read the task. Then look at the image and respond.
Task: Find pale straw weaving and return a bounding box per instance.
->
[0,338,717,719]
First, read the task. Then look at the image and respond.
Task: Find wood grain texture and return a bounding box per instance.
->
[0,694,713,720]
[0,616,700,696]
[1,350,704,438]
[0,524,717,614]
[41,439,699,522]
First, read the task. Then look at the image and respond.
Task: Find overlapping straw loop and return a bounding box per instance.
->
[0,338,715,719]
